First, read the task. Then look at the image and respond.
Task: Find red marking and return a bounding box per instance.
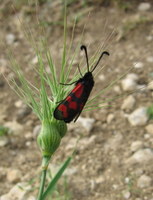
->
[58,104,68,118]
[72,83,84,98]
[66,96,72,102]
[69,101,77,110]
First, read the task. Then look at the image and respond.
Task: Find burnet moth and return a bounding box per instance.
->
[54,45,109,123]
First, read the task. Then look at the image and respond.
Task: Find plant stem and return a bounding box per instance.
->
[37,156,51,200]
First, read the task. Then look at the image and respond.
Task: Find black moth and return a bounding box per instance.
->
[54,45,109,123]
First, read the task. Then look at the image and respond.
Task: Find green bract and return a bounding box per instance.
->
[37,121,67,157]
[56,120,67,138]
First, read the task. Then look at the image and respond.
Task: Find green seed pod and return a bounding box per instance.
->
[37,121,61,157]
[57,121,67,138]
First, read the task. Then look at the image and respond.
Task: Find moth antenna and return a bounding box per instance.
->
[80,45,90,72]
[91,51,109,73]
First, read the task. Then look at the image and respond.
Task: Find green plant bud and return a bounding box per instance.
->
[56,121,67,138]
[37,121,61,157]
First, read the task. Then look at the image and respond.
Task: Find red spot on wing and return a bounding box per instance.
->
[58,104,68,118]
[72,83,84,98]
[65,96,77,110]
[55,83,86,121]
[69,101,77,110]
[66,96,72,102]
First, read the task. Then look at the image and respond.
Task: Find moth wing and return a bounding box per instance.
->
[54,83,86,123]
[53,95,72,121]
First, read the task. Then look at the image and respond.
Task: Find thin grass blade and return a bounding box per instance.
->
[41,156,72,200]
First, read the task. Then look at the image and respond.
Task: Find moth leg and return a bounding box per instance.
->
[73,110,82,122]
[56,100,63,104]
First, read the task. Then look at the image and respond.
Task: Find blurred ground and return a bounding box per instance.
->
[0,1,153,200]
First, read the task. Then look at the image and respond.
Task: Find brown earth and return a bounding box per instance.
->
[0,1,153,200]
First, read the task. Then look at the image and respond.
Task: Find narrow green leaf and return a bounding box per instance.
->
[41,156,72,200]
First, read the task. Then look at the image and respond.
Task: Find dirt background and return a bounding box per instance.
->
[0,0,153,200]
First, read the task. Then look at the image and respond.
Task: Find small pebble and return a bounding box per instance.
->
[145,124,153,135]
[144,134,150,140]
[77,117,95,132]
[14,100,23,108]
[31,56,38,64]
[121,74,138,91]
[134,168,144,176]
[122,190,131,199]
[65,138,78,151]
[138,2,151,11]
[126,73,139,81]
[24,132,33,139]
[5,120,23,135]
[130,141,143,152]
[137,174,152,188]
[0,58,8,74]
[126,148,153,165]
[128,107,149,126]
[147,81,153,90]
[0,167,7,179]
[124,177,130,184]
[121,95,135,111]
[98,74,105,81]
[7,169,21,183]
[146,35,153,41]
[25,141,31,146]
[112,184,118,190]
[104,133,123,152]
[0,136,9,147]
[113,85,121,94]
[146,56,153,63]
[107,113,115,124]
[6,33,16,45]
[133,62,144,69]
[96,176,105,184]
